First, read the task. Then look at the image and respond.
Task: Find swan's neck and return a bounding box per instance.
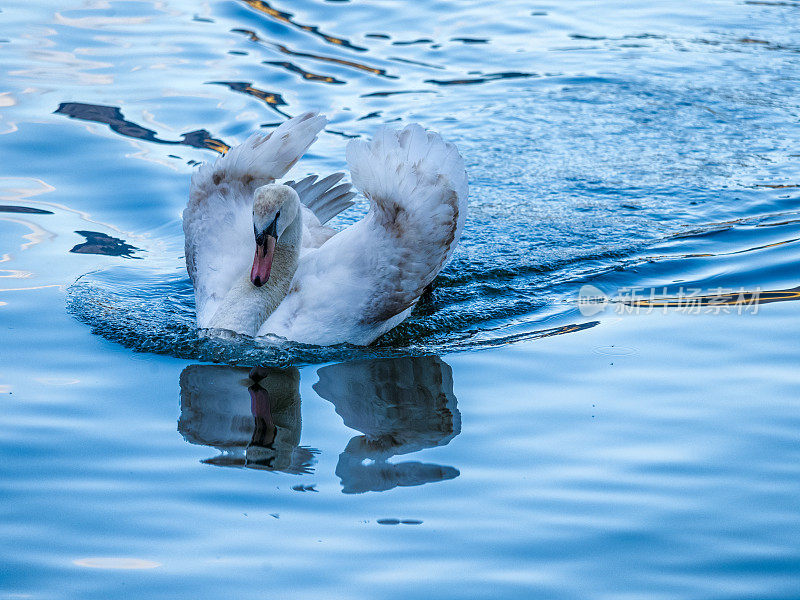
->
[207,211,301,336]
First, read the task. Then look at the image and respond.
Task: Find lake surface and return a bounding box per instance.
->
[2,0,799,598]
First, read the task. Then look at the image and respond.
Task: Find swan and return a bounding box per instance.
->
[183,112,468,346]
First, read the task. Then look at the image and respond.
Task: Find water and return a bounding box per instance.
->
[2,0,799,597]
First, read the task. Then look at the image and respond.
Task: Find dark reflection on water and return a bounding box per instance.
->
[231,28,394,79]
[451,37,489,45]
[178,355,460,493]
[209,81,290,117]
[425,71,537,86]
[54,103,229,154]
[0,205,53,214]
[360,89,435,98]
[271,44,397,79]
[70,231,141,259]
[391,38,433,47]
[241,0,367,52]
[264,60,346,85]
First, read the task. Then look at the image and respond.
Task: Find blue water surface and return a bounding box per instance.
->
[1,0,799,598]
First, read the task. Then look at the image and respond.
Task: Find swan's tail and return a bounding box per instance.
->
[286,173,356,224]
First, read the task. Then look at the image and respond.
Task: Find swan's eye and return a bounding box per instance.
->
[264,212,279,239]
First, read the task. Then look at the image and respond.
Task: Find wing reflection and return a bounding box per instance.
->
[314,356,460,494]
[178,365,315,474]
[177,355,461,493]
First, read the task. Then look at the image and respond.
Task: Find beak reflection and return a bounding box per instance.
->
[179,365,312,473]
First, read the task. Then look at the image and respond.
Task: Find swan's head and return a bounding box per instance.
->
[250,184,300,287]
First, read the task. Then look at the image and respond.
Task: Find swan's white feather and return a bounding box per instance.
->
[184,112,355,327]
[287,173,356,224]
[288,172,357,255]
[257,123,468,345]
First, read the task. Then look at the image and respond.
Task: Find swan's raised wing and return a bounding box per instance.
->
[347,123,469,284]
[184,112,326,327]
[258,123,468,345]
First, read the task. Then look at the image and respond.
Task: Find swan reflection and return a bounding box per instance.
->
[178,355,460,493]
[314,356,460,493]
[179,365,315,474]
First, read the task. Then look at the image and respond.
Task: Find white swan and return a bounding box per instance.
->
[183,112,468,346]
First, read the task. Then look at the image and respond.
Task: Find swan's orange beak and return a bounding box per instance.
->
[250,234,276,287]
